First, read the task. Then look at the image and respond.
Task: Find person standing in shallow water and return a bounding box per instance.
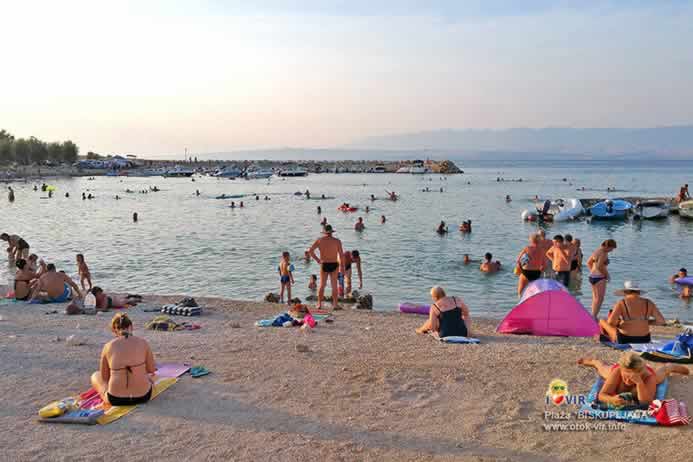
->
[133,212,138,223]
[308,224,344,310]
[587,239,617,318]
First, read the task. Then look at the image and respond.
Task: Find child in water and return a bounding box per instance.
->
[76,253,92,291]
[308,274,317,292]
[278,251,295,304]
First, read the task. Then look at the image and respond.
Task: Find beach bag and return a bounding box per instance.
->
[648,399,690,426]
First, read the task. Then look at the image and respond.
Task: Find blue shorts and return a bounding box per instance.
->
[280,275,291,284]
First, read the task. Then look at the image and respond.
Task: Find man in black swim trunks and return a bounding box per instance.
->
[308,224,344,309]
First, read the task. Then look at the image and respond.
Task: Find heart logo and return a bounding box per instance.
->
[552,395,564,405]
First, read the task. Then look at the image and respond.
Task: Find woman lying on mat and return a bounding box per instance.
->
[91,313,156,406]
[598,281,666,344]
[415,286,471,337]
[578,352,689,406]
[91,287,143,311]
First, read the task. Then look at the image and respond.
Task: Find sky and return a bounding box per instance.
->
[1,0,692,157]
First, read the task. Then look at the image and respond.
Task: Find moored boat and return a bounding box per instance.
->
[634,200,670,219]
[679,200,693,219]
[589,199,632,220]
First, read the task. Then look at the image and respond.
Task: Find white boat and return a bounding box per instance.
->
[554,198,584,222]
[129,168,166,177]
[679,200,693,219]
[370,165,386,173]
[246,169,274,179]
[163,165,195,177]
[634,200,670,219]
[395,166,410,174]
[409,160,428,174]
[213,166,242,178]
[278,168,307,177]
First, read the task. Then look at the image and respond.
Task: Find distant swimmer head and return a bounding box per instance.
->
[484,253,492,262]
[552,235,564,243]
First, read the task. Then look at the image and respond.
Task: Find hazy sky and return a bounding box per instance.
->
[1,0,692,156]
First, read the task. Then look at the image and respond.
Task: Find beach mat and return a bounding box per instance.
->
[439,336,481,344]
[600,340,665,352]
[39,364,189,425]
[578,377,668,425]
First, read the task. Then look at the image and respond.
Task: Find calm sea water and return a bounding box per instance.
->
[2,160,693,321]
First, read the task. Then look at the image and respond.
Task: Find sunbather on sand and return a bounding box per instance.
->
[91,313,157,406]
[578,352,689,406]
[91,287,143,310]
[416,286,471,337]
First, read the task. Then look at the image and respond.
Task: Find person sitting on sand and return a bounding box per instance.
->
[308,224,344,310]
[354,217,365,232]
[30,264,82,303]
[415,286,471,337]
[436,221,448,235]
[480,253,501,273]
[26,253,39,273]
[587,239,617,318]
[14,259,38,301]
[516,233,545,296]
[91,313,156,406]
[598,281,666,344]
[669,268,691,298]
[91,287,142,311]
[578,352,689,407]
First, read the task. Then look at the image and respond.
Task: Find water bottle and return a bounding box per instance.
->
[84,292,96,313]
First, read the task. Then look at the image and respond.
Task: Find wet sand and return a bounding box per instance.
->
[0,295,691,461]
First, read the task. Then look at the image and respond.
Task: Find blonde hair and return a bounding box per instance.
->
[618,352,645,371]
[530,233,540,244]
[430,286,446,300]
[111,313,133,336]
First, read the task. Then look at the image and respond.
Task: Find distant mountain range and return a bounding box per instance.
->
[351,126,693,158]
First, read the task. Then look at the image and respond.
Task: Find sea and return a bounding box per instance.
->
[2,159,693,321]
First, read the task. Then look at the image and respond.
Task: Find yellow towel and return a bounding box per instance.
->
[97,378,177,425]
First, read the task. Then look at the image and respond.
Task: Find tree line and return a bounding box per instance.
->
[0,129,79,165]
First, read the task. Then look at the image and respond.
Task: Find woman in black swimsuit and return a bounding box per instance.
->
[599,281,666,344]
[416,286,472,337]
[91,313,156,406]
[13,259,37,301]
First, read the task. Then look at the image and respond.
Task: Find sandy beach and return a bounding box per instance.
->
[0,295,690,461]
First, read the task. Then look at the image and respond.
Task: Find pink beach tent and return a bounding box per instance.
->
[496,279,598,337]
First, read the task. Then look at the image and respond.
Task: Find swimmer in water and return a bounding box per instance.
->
[365,206,370,213]
[670,268,691,298]
[380,215,386,224]
[230,201,235,208]
[436,221,448,235]
[354,217,365,232]
[505,195,511,202]
[317,206,322,214]
[480,253,501,273]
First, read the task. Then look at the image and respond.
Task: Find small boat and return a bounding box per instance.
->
[278,168,308,177]
[245,169,274,179]
[634,200,670,219]
[553,198,584,222]
[163,166,195,177]
[589,199,633,220]
[369,164,386,173]
[395,166,410,174]
[409,160,428,174]
[679,200,693,219]
[213,166,242,178]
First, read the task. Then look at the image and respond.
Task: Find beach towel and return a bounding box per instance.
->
[146,315,200,331]
[439,336,481,344]
[578,377,668,425]
[600,340,665,352]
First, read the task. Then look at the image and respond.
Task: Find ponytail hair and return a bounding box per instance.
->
[111,313,133,338]
[601,239,617,249]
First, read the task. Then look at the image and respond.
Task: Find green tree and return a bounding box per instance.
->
[86,151,100,160]
[28,136,48,164]
[0,129,14,142]
[0,140,13,164]
[13,138,30,165]
[47,142,63,162]
[62,140,78,163]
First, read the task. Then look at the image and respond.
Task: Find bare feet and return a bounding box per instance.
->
[577,358,595,367]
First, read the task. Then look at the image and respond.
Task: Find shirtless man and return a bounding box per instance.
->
[341,250,363,294]
[308,225,344,309]
[31,264,82,303]
[1,233,30,261]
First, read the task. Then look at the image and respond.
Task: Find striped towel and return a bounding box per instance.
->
[649,399,691,426]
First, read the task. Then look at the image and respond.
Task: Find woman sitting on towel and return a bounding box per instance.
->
[415,286,471,337]
[598,281,666,344]
[91,313,156,406]
[578,352,689,407]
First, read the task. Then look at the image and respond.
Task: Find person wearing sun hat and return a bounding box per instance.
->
[599,280,666,344]
[308,224,344,310]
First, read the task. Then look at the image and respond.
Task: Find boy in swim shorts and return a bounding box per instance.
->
[278,251,295,304]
